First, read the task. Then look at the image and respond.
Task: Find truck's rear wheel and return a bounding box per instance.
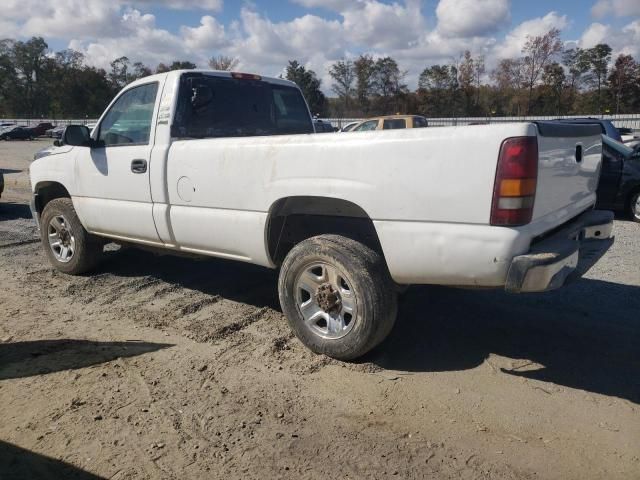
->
[40,198,103,274]
[278,234,397,361]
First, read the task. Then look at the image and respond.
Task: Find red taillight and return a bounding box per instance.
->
[231,72,262,81]
[490,136,538,226]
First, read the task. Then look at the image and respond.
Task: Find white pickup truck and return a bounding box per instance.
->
[30,70,614,360]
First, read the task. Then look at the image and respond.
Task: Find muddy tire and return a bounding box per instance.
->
[40,198,103,275]
[278,234,397,361]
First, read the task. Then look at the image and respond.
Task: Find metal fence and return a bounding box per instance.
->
[0,118,98,127]
[324,114,640,130]
[3,114,640,130]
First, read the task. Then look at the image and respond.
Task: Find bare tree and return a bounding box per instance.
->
[491,58,526,115]
[328,59,355,112]
[473,55,485,106]
[522,28,563,114]
[208,55,239,71]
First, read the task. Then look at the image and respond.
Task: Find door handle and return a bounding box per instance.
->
[131,159,147,174]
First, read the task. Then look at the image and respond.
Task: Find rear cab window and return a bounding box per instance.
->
[172,73,314,138]
[383,119,406,130]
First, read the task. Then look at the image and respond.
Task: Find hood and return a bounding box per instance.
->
[33,144,73,161]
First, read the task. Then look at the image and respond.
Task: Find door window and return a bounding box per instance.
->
[98,83,158,147]
[354,120,379,131]
[383,119,406,130]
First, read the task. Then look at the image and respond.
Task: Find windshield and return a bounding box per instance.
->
[172,74,314,139]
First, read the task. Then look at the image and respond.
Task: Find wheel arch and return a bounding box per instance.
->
[265,195,384,266]
[33,181,72,216]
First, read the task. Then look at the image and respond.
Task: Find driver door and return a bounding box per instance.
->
[73,81,162,243]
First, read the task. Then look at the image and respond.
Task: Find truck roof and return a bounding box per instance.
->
[126,69,299,90]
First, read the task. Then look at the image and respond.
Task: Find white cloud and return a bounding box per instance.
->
[494,11,568,59]
[129,0,223,11]
[579,19,640,58]
[436,0,511,38]
[580,22,610,47]
[2,1,640,94]
[181,15,228,50]
[591,0,640,18]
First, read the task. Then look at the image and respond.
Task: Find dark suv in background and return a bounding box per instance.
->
[557,118,640,221]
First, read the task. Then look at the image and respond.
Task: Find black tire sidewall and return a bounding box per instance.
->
[631,192,640,222]
[278,235,396,360]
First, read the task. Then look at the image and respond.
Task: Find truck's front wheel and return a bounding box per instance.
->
[40,198,103,275]
[278,235,397,361]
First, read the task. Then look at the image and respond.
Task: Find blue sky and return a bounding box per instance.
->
[2,0,639,91]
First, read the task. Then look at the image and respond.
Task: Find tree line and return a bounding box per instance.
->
[322,28,640,118]
[0,36,241,118]
[1,30,640,119]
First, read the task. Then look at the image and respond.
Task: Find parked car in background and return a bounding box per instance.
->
[595,135,640,221]
[619,128,639,144]
[313,119,336,133]
[0,126,35,141]
[46,126,66,139]
[555,118,640,220]
[352,115,428,131]
[340,121,361,132]
[29,122,54,137]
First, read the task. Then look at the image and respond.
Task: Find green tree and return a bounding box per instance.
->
[0,39,18,116]
[541,62,566,114]
[155,60,197,73]
[353,54,376,114]
[372,56,407,114]
[585,43,613,114]
[12,36,50,116]
[608,54,639,113]
[417,64,458,116]
[285,60,326,116]
[109,56,132,91]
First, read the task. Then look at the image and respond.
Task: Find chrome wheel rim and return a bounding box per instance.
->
[295,262,357,340]
[633,195,640,221]
[47,215,76,263]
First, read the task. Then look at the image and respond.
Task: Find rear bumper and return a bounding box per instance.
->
[505,210,614,293]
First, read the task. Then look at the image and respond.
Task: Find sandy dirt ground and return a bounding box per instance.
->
[1,139,639,479]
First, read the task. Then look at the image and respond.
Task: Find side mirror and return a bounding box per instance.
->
[63,125,91,147]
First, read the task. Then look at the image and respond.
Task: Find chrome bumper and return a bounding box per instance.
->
[505,210,614,293]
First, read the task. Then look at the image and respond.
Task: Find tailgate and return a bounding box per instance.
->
[532,122,602,223]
